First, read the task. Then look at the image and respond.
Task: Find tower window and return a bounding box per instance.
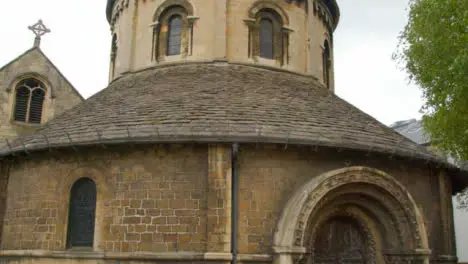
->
[13,78,46,124]
[323,40,331,88]
[67,178,97,248]
[152,1,197,61]
[246,6,290,65]
[259,19,274,59]
[110,34,118,78]
[167,15,183,56]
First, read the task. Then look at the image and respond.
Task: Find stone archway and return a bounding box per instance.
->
[273,167,431,264]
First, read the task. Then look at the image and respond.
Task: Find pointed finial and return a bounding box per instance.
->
[28,20,51,48]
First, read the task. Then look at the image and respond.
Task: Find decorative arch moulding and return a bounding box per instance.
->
[273,166,431,264]
[6,72,56,98]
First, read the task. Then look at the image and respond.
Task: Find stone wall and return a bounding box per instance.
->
[1,144,208,252]
[0,48,83,140]
[0,163,9,247]
[236,144,449,258]
[0,143,457,263]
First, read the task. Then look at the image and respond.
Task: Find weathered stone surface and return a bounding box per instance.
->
[0,143,460,263]
[1,144,208,252]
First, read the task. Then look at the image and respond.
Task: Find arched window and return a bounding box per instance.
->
[152,1,197,61]
[13,78,46,124]
[246,6,290,65]
[259,18,274,59]
[67,178,97,248]
[167,15,183,56]
[323,40,331,88]
[110,34,118,78]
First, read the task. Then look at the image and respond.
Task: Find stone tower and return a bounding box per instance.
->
[107,0,338,90]
[0,1,466,264]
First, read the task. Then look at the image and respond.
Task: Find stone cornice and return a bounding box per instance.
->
[106,0,340,30]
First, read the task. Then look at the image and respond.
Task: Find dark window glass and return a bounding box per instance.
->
[29,89,45,124]
[111,34,118,77]
[14,87,30,122]
[259,18,274,59]
[111,34,118,60]
[67,178,97,248]
[167,15,182,56]
[323,40,331,88]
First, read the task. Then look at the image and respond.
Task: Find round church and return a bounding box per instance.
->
[0,0,466,263]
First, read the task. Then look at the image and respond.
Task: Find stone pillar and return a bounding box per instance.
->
[437,170,458,263]
[0,162,10,248]
[438,170,454,255]
[206,144,232,262]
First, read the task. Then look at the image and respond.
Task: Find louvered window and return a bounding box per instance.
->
[259,18,274,59]
[14,87,30,122]
[67,178,97,248]
[167,15,182,56]
[13,78,46,124]
[29,89,45,124]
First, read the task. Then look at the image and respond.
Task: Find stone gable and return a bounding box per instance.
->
[0,48,83,141]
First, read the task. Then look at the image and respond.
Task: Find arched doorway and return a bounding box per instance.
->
[273,167,430,264]
[313,216,368,264]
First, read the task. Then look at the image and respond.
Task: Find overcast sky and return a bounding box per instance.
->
[0,0,424,126]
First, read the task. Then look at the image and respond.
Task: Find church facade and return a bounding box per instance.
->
[0,0,466,264]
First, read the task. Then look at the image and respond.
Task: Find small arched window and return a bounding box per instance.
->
[259,18,274,59]
[13,78,46,124]
[153,1,197,61]
[323,40,331,88]
[110,34,118,78]
[167,15,183,56]
[67,178,97,248]
[246,7,290,65]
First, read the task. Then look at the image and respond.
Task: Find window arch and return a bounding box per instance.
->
[246,4,291,65]
[323,40,332,88]
[13,78,46,124]
[152,1,197,61]
[66,178,97,248]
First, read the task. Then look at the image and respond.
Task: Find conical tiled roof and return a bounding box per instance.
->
[3,62,467,190]
[0,63,437,161]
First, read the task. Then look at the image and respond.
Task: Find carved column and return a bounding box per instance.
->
[187,16,199,57]
[281,26,293,66]
[244,19,257,61]
[151,22,161,62]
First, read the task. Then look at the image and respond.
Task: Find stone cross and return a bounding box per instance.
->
[28,20,51,48]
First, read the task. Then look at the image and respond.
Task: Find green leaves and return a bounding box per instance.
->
[396,0,468,203]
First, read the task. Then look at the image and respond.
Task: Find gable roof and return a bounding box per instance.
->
[0,47,84,101]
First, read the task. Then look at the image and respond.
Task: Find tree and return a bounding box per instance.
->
[395,0,468,207]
